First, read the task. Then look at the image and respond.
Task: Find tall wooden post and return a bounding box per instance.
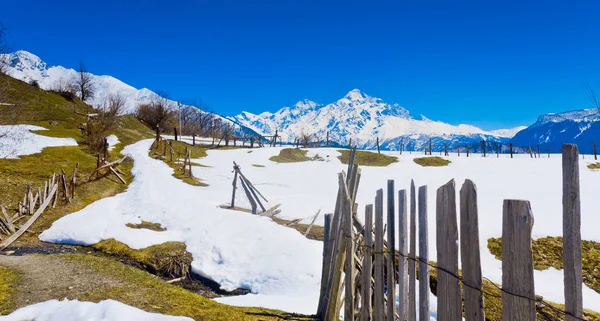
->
[436,180,461,320]
[377,137,381,154]
[344,186,354,321]
[349,138,352,149]
[362,206,373,321]
[192,134,196,146]
[155,125,160,142]
[482,141,486,157]
[418,185,429,321]
[460,180,485,321]
[408,180,417,321]
[502,200,535,321]
[429,138,432,155]
[103,138,108,161]
[398,189,409,321]
[466,145,470,157]
[562,144,583,321]
[174,127,178,141]
[326,131,330,147]
[374,189,385,321]
[386,180,396,321]
[444,143,448,156]
[594,142,597,160]
[510,143,513,158]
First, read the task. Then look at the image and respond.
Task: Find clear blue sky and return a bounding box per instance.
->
[2,0,599,129]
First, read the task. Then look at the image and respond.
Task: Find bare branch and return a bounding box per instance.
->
[583,81,600,113]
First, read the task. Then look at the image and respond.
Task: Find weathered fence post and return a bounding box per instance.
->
[482,141,486,157]
[155,125,160,142]
[344,186,354,321]
[386,180,396,321]
[460,180,485,321]
[502,200,535,321]
[374,189,385,321]
[362,205,373,321]
[594,142,597,161]
[510,143,513,158]
[562,144,583,321]
[174,127,178,141]
[377,137,381,154]
[436,180,461,321]
[408,180,417,321]
[398,189,409,321]
[418,186,429,321]
[429,138,432,155]
[466,145,470,157]
[192,134,196,146]
[444,143,448,156]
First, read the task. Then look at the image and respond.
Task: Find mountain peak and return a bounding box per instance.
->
[293,99,319,110]
[344,88,368,101]
[8,50,47,71]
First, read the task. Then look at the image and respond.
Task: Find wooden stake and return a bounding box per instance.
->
[418,185,429,321]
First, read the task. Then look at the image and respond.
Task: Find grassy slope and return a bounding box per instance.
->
[0,74,153,243]
[413,156,451,167]
[337,149,398,166]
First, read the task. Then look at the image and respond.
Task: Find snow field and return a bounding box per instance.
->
[0,125,78,159]
[0,299,193,321]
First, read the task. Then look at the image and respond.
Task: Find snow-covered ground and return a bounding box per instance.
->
[0,299,193,321]
[39,141,600,315]
[0,125,78,159]
[39,140,322,315]
[106,134,120,151]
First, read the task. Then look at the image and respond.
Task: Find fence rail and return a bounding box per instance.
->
[317,144,586,321]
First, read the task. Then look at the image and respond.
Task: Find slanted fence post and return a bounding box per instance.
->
[562,144,583,321]
[374,189,385,321]
[460,180,485,321]
[502,200,535,321]
[386,180,396,321]
[398,189,409,321]
[408,180,417,321]
[418,185,429,321]
[361,205,373,321]
[436,180,461,321]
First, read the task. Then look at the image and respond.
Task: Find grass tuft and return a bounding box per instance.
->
[413,156,451,167]
[588,163,600,170]
[337,150,398,167]
[269,148,311,163]
[252,164,265,168]
[126,221,166,232]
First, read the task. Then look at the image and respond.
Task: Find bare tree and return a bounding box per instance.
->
[0,22,9,74]
[84,93,126,152]
[73,61,95,102]
[135,92,176,131]
[584,81,600,113]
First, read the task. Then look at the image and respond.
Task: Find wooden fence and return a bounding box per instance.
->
[317,145,585,321]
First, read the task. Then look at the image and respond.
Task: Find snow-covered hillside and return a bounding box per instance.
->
[512,109,600,153]
[234,89,522,151]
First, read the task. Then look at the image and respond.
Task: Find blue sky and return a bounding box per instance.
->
[2,0,599,129]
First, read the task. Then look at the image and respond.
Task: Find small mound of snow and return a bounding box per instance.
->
[0,299,193,321]
[106,134,120,151]
[0,125,78,159]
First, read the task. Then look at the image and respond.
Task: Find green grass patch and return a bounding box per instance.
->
[60,254,315,321]
[252,164,265,168]
[269,148,311,163]
[126,221,166,232]
[488,236,600,295]
[337,150,398,167]
[0,265,19,314]
[149,140,209,186]
[413,156,451,167]
[588,163,600,170]
[93,239,192,279]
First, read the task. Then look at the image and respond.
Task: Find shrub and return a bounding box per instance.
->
[337,150,398,167]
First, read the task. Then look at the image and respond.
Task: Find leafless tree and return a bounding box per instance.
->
[84,93,126,152]
[135,92,176,131]
[584,81,600,113]
[73,61,95,102]
[50,77,77,100]
[300,129,312,148]
[0,22,9,74]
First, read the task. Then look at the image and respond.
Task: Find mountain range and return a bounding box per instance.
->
[2,50,598,153]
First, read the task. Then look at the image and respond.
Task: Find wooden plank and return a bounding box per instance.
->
[230,168,239,208]
[1,206,15,234]
[318,213,332,316]
[460,180,485,321]
[0,184,58,250]
[362,204,374,321]
[238,176,257,214]
[344,188,354,321]
[374,189,385,321]
[436,180,461,321]
[324,174,350,321]
[242,175,266,213]
[398,189,408,321]
[52,182,58,208]
[418,185,429,321]
[408,180,417,321]
[502,200,535,321]
[562,144,583,321]
[304,210,321,237]
[386,180,396,321]
[71,162,79,197]
[109,167,127,184]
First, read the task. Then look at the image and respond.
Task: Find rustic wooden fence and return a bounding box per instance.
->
[317,144,586,321]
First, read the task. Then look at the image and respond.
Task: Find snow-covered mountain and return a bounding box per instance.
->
[3,50,161,113]
[2,50,258,137]
[489,126,527,138]
[234,89,518,151]
[511,109,600,154]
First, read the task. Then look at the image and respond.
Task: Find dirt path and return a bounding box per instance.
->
[0,254,127,310]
